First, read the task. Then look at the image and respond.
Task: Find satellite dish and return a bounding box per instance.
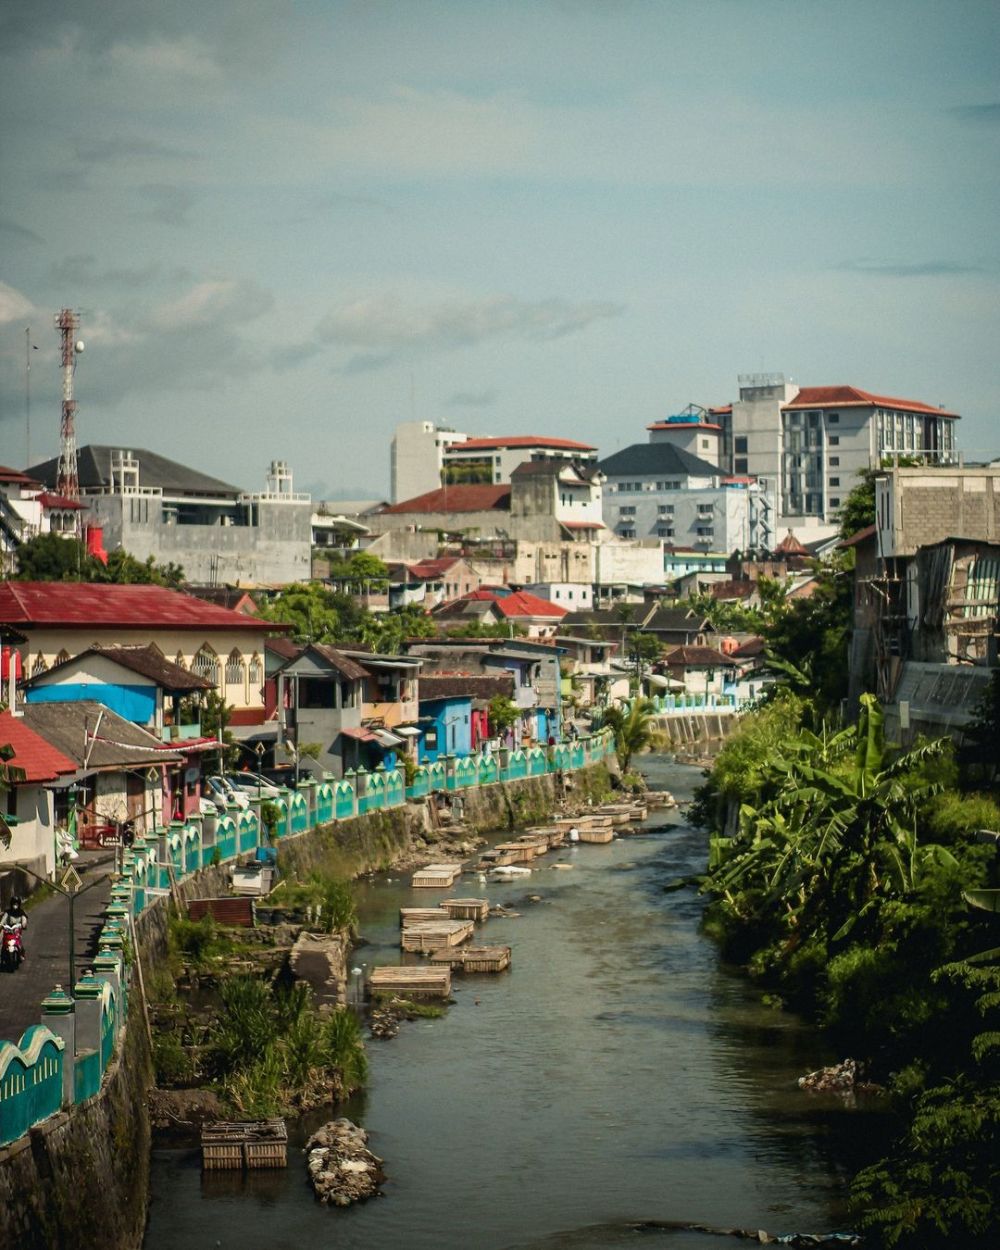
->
[74,340,85,353]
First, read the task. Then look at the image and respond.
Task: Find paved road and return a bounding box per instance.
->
[0,850,116,1045]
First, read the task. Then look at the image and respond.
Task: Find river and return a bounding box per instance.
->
[143,757,876,1250]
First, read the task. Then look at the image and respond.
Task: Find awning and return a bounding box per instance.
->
[373,729,404,748]
[341,726,377,742]
[394,725,422,737]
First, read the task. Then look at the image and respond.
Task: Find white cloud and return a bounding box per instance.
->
[151,280,273,331]
[316,294,623,353]
[105,35,219,80]
[0,281,37,324]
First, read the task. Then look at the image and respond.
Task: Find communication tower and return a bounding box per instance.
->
[55,308,84,518]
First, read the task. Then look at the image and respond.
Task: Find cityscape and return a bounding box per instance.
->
[0,4,998,1250]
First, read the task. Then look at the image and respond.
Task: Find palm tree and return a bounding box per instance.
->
[602,698,660,773]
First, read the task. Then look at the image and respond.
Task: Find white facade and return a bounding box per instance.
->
[390,421,469,502]
[443,437,598,485]
[524,582,594,609]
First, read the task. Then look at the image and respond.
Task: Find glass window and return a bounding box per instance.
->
[192,646,219,685]
[827,412,839,424]
[829,456,839,467]
[734,458,748,474]
[829,435,839,446]
[829,477,840,487]
[830,497,841,508]
[734,436,747,454]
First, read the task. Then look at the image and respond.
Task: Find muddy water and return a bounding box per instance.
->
[143,757,874,1250]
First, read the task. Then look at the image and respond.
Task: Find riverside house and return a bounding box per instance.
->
[0,709,77,884]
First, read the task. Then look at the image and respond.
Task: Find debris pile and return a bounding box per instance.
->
[797,1058,879,1095]
[305,1118,385,1206]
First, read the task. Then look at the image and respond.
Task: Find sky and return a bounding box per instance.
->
[1,0,998,501]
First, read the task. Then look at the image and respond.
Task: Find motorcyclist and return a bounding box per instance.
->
[1,896,27,959]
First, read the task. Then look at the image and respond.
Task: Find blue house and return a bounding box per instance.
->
[418,694,472,761]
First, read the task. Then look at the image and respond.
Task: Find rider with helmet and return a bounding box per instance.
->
[1,896,28,957]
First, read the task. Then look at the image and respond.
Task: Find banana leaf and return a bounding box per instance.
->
[963,889,1000,914]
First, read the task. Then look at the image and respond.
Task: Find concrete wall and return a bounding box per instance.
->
[877,466,1000,557]
[88,495,312,585]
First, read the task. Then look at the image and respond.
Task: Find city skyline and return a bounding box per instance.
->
[1,0,998,499]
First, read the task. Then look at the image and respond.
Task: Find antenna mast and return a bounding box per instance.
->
[55,308,84,528]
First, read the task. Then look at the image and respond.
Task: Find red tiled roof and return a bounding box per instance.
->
[774,530,811,556]
[36,492,87,511]
[407,557,461,578]
[709,405,732,415]
[837,524,877,549]
[0,709,77,783]
[782,386,959,418]
[0,581,288,632]
[453,435,596,451]
[482,589,567,619]
[0,465,41,487]
[382,485,511,515]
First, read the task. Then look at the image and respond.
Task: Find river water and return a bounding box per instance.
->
[144,757,874,1250]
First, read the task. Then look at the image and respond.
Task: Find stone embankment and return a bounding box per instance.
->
[305,1118,385,1205]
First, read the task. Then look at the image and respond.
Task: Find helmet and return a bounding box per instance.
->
[8,896,23,912]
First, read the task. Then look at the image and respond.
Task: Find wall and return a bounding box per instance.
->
[877,466,1000,557]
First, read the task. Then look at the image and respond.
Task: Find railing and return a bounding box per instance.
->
[623,692,751,715]
[0,728,617,1147]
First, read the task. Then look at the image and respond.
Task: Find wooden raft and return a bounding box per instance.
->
[201,1119,287,1170]
[369,965,451,998]
[494,841,538,864]
[411,862,463,888]
[429,945,511,973]
[515,834,551,855]
[401,919,474,952]
[400,907,450,927]
[577,827,615,844]
[525,826,565,849]
[440,897,490,922]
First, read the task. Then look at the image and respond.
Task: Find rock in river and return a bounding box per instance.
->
[305,1118,385,1206]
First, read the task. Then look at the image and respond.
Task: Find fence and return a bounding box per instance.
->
[622,692,750,715]
[0,728,616,1147]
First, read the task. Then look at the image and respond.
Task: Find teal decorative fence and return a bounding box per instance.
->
[0,728,616,1147]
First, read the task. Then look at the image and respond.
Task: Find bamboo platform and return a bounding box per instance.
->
[401,919,475,952]
[369,965,451,998]
[440,897,490,922]
[400,907,450,927]
[494,841,538,864]
[515,833,551,855]
[411,862,463,888]
[525,826,565,849]
[429,945,512,973]
[577,827,615,844]
[201,1119,287,1170]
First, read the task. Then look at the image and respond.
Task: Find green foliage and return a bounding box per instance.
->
[487,694,520,737]
[15,533,98,581]
[445,618,527,639]
[837,468,878,541]
[98,548,185,588]
[279,872,358,935]
[259,799,282,838]
[152,1032,195,1086]
[321,1007,368,1089]
[168,913,234,968]
[327,550,390,585]
[602,697,662,773]
[924,791,1000,846]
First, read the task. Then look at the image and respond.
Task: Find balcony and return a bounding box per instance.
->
[160,722,205,742]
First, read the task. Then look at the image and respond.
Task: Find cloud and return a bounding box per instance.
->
[72,135,198,164]
[105,34,219,81]
[0,217,44,245]
[316,294,624,355]
[49,255,162,288]
[837,259,983,277]
[151,279,273,331]
[0,281,37,324]
[445,388,498,408]
[950,103,1000,125]
[270,341,323,373]
[138,184,198,227]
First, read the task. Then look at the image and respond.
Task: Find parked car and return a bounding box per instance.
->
[205,775,250,810]
[226,771,283,799]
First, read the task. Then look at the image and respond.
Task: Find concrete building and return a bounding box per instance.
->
[716,375,959,538]
[0,709,77,881]
[27,447,313,585]
[442,435,598,485]
[390,421,469,503]
[875,464,1000,558]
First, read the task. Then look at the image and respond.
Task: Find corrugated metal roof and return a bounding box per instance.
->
[0,582,284,632]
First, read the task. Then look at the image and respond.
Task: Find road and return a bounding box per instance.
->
[0,849,116,1045]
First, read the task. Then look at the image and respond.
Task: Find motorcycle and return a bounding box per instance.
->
[1,923,24,973]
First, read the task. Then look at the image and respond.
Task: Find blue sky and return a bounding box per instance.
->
[1,0,997,499]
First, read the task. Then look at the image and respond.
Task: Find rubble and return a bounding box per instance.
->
[305,1118,385,1206]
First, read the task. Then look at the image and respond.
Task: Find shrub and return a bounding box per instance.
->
[322,1007,368,1091]
[153,1032,194,1086]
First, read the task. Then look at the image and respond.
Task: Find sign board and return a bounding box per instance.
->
[60,864,84,893]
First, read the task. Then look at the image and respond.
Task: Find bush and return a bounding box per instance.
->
[153,1033,195,1085]
[924,791,1000,846]
[322,1007,368,1091]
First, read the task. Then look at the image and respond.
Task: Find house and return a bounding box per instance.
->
[432,587,569,639]
[406,637,562,743]
[0,581,284,734]
[386,557,486,610]
[554,635,628,709]
[274,644,422,777]
[658,645,738,698]
[560,604,713,649]
[0,709,77,882]
[417,674,514,759]
[20,701,184,840]
[0,464,91,571]
[26,447,313,585]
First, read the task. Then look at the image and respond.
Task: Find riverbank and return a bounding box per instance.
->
[144,755,874,1250]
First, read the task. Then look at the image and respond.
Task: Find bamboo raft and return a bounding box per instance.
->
[515,833,551,856]
[369,966,451,999]
[411,862,463,888]
[429,945,512,973]
[494,841,538,864]
[201,1119,287,1171]
[576,826,615,844]
[401,919,475,952]
[440,897,490,922]
[399,907,450,926]
[525,826,565,849]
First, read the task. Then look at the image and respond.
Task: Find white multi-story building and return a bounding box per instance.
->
[390,421,470,503]
[443,435,598,485]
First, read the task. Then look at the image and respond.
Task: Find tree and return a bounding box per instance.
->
[15,533,99,581]
[837,468,878,541]
[255,582,354,642]
[602,697,660,773]
[98,549,185,588]
[487,695,520,739]
[327,551,389,587]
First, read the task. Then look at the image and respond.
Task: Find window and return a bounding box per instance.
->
[248,653,262,688]
[734,436,748,454]
[828,413,840,424]
[619,527,636,539]
[830,497,841,508]
[697,503,714,515]
[618,505,636,516]
[657,527,674,538]
[192,646,220,686]
[829,477,840,487]
[734,458,748,474]
[697,525,713,535]
[829,435,839,446]
[657,504,674,514]
[829,456,839,467]
[225,649,244,689]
